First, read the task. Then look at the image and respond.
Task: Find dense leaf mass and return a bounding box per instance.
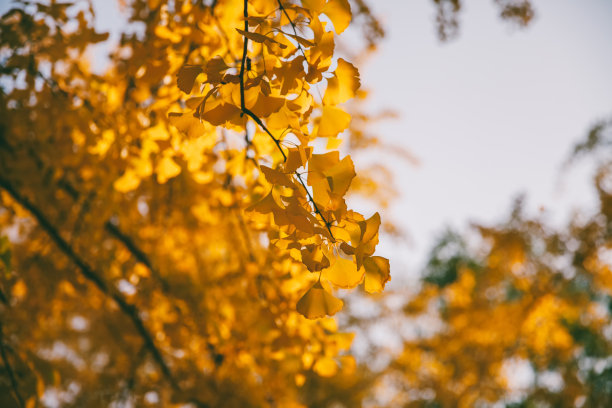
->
[5,1,611,408]
[0,0,390,406]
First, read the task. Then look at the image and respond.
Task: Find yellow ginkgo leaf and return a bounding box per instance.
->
[323,58,360,105]
[363,256,391,294]
[246,190,285,214]
[324,255,363,289]
[176,65,203,94]
[317,106,351,138]
[313,356,338,377]
[236,28,287,48]
[301,244,330,272]
[285,146,313,173]
[296,281,343,319]
[325,155,355,196]
[302,0,326,13]
[156,156,181,184]
[322,0,352,34]
[308,152,356,210]
[283,32,316,47]
[260,165,293,187]
[155,25,182,43]
[114,169,141,193]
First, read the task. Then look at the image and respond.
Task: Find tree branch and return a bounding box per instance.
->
[104,220,171,292]
[237,1,334,241]
[0,177,177,390]
[239,0,249,116]
[0,323,24,408]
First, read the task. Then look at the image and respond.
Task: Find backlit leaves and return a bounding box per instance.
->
[0,0,390,406]
[317,106,352,138]
[297,281,344,319]
[363,256,390,293]
[324,58,360,105]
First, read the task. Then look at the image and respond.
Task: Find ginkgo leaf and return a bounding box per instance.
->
[250,94,285,118]
[156,156,181,184]
[301,244,330,272]
[260,165,293,187]
[317,106,351,138]
[114,169,141,193]
[324,255,363,288]
[236,28,288,48]
[204,56,230,84]
[177,65,203,94]
[323,58,360,105]
[358,212,380,245]
[296,281,343,319]
[346,212,381,267]
[308,152,356,210]
[283,31,316,47]
[246,190,285,214]
[363,256,391,293]
[324,155,355,196]
[200,100,242,126]
[285,146,313,173]
[168,112,208,138]
[322,0,352,34]
[302,0,326,13]
[155,25,182,43]
[313,356,338,377]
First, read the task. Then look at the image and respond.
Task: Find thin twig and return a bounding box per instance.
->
[237,0,334,241]
[239,0,249,116]
[276,0,308,61]
[295,172,335,242]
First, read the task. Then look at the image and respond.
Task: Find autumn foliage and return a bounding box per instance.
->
[1,0,611,407]
[0,0,389,406]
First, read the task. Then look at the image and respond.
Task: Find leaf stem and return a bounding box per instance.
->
[238,0,334,241]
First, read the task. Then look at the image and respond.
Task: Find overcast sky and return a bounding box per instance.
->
[360,0,612,282]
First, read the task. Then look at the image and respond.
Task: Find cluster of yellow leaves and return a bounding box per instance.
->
[386,196,612,407]
[0,0,390,406]
[170,0,390,319]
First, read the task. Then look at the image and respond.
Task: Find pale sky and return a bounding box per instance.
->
[361,0,612,283]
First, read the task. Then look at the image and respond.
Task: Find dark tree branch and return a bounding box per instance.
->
[104,220,170,292]
[0,323,24,408]
[237,0,335,241]
[0,177,177,391]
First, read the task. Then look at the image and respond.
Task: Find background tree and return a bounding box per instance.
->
[6,1,606,408]
[385,120,612,407]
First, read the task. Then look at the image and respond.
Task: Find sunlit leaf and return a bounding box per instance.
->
[114,169,141,193]
[177,65,203,94]
[324,255,363,289]
[322,0,352,34]
[296,281,343,319]
[363,256,390,293]
[156,156,181,184]
[317,106,351,138]
[313,356,338,377]
[323,58,360,105]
